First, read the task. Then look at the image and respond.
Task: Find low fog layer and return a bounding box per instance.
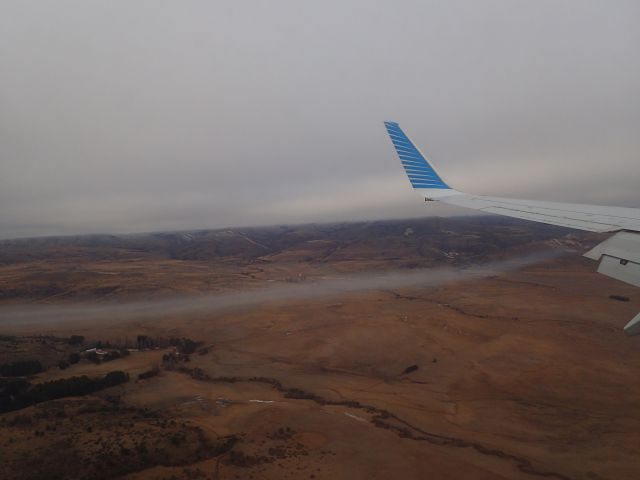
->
[0,252,560,327]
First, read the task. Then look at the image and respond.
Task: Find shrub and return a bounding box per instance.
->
[610,295,630,302]
[403,365,419,374]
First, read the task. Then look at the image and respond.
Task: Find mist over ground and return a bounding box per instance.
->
[0,251,560,327]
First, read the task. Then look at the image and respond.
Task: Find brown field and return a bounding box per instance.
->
[1,218,639,480]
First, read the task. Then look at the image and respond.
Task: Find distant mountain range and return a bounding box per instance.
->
[0,216,599,264]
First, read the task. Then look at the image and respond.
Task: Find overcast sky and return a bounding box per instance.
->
[1,1,639,238]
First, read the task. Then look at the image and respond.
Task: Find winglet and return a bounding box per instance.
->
[384,121,459,199]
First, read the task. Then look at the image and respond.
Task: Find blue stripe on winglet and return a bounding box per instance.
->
[384,121,450,190]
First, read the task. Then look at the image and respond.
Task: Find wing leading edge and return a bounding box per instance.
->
[384,121,640,335]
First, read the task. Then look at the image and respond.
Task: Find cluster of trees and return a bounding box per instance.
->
[161,352,190,369]
[58,352,83,370]
[59,352,80,370]
[0,371,129,413]
[103,349,130,362]
[0,360,44,377]
[136,335,156,350]
[67,335,85,345]
[138,365,160,380]
[85,348,130,364]
[136,335,202,354]
[169,337,201,354]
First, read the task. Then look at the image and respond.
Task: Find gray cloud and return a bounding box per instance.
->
[1,1,639,238]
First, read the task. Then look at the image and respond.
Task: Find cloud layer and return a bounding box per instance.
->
[1,1,639,238]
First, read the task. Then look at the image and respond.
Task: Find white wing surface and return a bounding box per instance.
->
[384,121,640,335]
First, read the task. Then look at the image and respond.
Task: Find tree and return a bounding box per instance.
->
[86,351,100,364]
[68,335,85,345]
[68,353,81,364]
[137,335,154,350]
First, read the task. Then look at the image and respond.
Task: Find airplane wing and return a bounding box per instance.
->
[384,121,640,335]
